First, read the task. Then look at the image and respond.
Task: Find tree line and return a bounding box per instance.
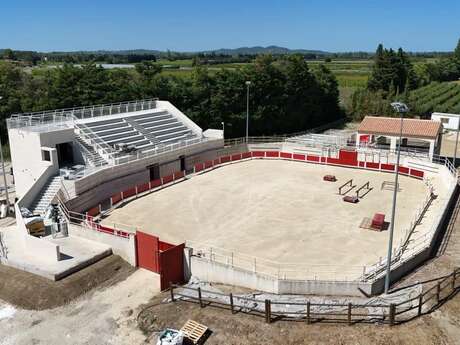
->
[350,39,460,120]
[0,55,343,143]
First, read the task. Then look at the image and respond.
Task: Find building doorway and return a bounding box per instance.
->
[149,164,160,181]
[56,142,74,168]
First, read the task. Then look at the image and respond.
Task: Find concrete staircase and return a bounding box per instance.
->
[75,135,108,167]
[30,176,62,215]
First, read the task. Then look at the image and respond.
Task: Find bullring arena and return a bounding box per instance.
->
[4,99,458,298]
[102,158,446,282]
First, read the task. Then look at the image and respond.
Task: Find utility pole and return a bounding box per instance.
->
[245,81,251,143]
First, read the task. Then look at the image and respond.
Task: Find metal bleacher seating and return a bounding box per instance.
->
[80,109,200,162]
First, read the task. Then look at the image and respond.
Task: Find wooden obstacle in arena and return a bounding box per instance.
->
[381,180,400,191]
[338,179,355,195]
[356,181,373,199]
[323,174,337,182]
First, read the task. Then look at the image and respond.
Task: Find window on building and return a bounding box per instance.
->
[42,150,51,162]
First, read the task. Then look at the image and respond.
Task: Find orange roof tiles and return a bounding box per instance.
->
[358,116,441,140]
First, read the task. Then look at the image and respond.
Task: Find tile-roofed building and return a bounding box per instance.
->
[356,116,442,158]
[358,116,441,140]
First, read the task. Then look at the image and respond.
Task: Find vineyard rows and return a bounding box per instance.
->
[409,82,460,115]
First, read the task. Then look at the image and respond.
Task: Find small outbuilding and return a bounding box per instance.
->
[431,112,460,131]
[356,116,442,158]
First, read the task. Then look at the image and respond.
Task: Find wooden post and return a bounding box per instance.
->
[265,299,271,324]
[229,293,234,314]
[436,282,441,304]
[418,294,423,316]
[306,301,311,324]
[198,287,203,308]
[389,304,396,326]
[452,270,457,291]
[170,282,175,302]
[347,302,352,325]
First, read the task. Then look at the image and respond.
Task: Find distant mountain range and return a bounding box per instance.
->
[1,46,332,56]
[202,46,331,55]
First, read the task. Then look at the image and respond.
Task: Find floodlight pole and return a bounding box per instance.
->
[221,121,225,140]
[245,81,251,143]
[384,103,407,294]
[0,96,10,215]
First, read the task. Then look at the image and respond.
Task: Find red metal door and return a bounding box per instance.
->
[136,231,160,273]
[159,242,185,290]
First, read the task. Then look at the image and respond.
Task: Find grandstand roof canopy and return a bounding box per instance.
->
[358,116,442,140]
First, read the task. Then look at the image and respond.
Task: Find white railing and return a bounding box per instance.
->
[7,98,158,129]
[187,240,369,282]
[113,137,211,165]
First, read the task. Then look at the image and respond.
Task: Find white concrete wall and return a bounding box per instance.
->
[8,127,75,199]
[431,112,460,131]
[158,100,203,136]
[190,255,373,296]
[190,256,279,293]
[68,224,136,266]
[20,232,61,263]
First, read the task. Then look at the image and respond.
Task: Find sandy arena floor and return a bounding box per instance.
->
[103,159,441,270]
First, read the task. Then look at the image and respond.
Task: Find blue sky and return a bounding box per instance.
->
[1,0,459,52]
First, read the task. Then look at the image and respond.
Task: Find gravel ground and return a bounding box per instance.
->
[0,268,160,345]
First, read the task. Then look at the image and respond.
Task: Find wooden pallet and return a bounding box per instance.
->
[180,319,208,344]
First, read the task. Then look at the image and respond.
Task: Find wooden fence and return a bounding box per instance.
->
[170,268,459,326]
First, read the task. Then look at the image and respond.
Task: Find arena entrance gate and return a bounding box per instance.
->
[136,230,185,290]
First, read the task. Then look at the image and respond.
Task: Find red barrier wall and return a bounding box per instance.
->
[411,169,424,178]
[252,151,265,157]
[205,160,214,169]
[366,162,380,169]
[241,152,252,159]
[398,166,410,175]
[123,187,136,199]
[111,192,122,205]
[327,158,341,165]
[159,243,185,290]
[174,171,185,180]
[136,231,160,273]
[194,163,204,172]
[280,152,292,159]
[150,178,162,189]
[381,164,395,171]
[359,161,365,167]
[265,151,280,158]
[293,153,305,161]
[87,206,100,217]
[220,156,231,163]
[213,158,220,165]
[338,149,358,166]
[137,182,150,194]
[307,155,320,162]
[231,153,242,161]
[162,174,174,184]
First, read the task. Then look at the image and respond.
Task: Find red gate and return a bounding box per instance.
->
[136,231,185,290]
[136,231,160,272]
[159,242,185,290]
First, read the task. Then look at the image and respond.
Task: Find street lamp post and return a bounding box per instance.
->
[385,102,409,294]
[245,81,251,143]
[0,96,10,214]
[221,121,225,140]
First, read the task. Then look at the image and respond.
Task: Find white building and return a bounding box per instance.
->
[431,112,460,131]
[356,116,442,158]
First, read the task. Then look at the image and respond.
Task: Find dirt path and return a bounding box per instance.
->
[0,268,160,345]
